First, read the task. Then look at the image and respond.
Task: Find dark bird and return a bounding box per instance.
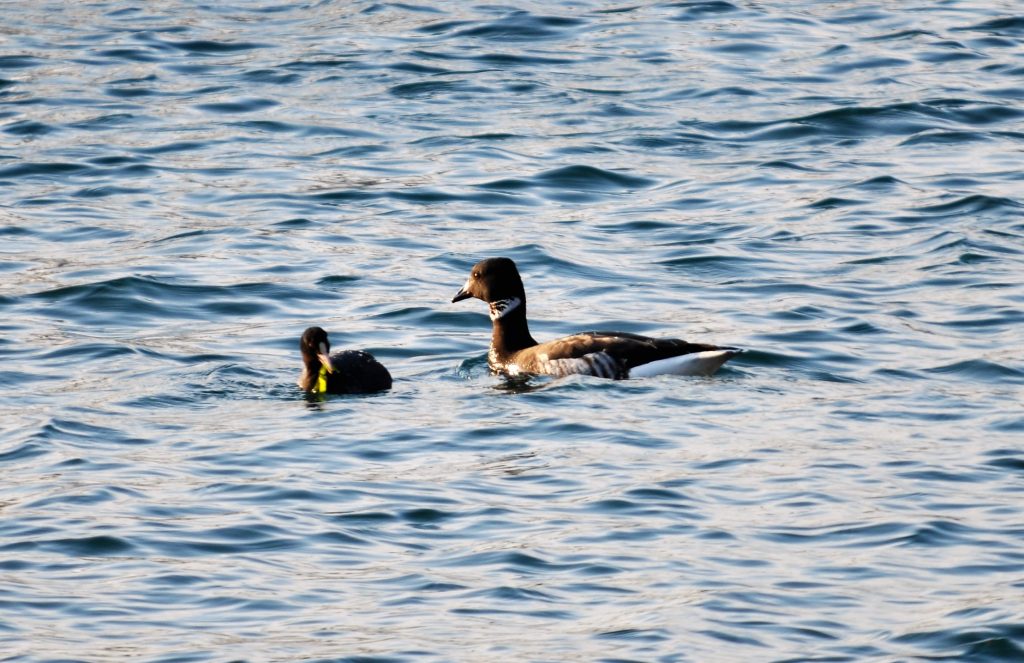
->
[451,257,741,379]
[298,326,392,394]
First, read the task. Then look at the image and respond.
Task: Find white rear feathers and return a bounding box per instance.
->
[627,350,739,378]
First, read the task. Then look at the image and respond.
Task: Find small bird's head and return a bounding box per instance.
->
[299,326,334,373]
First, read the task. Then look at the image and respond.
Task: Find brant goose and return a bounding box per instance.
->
[298,326,392,394]
[451,257,741,379]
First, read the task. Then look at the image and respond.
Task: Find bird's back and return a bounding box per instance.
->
[325,350,392,394]
[508,331,733,379]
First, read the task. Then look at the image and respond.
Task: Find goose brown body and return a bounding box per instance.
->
[451,258,740,379]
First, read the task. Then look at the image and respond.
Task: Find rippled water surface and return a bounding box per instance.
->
[3,1,1024,660]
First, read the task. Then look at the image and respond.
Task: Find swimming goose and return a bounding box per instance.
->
[298,326,392,394]
[451,257,741,379]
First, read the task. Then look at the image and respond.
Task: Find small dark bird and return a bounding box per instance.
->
[452,257,741,379]
[298,326,392,394]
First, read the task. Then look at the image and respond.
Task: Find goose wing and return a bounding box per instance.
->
[514,331,724,379]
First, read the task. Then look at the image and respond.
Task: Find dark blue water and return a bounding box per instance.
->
[3,1,1024,660]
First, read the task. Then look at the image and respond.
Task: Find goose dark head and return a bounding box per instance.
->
[452,257,526,304]
[299,326,335,374]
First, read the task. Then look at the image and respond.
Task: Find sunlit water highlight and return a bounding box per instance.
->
[2,1,1023,660]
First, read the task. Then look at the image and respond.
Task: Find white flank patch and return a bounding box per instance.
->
[628,350,737,378]
[541,352,619,379]
[489,297,522,321]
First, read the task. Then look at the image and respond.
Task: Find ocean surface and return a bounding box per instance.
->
[2,1,1023,661]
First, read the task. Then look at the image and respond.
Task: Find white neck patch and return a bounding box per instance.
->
[489,297,522,321]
